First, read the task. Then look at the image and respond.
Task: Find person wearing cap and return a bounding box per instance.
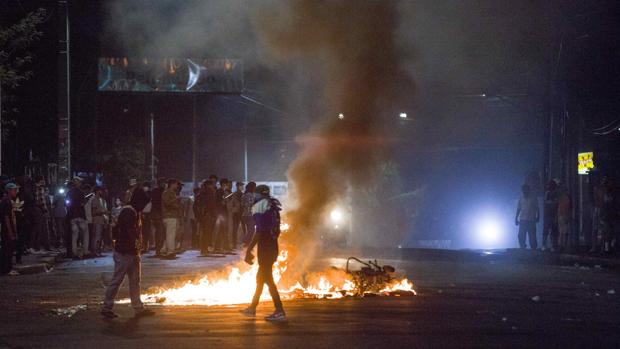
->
[0,183,21,275]
[240,184,286,322]
[66,177,90,258]
[161,179,182,258]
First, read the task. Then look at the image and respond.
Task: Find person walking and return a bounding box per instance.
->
[241,182,257,246]
[67,177,89,259]
[515,184,539,250]
[101,205,155,318]
[240,184,286,321]
[161,179,182,259]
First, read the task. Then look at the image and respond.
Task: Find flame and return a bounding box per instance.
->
[122,222,415,306]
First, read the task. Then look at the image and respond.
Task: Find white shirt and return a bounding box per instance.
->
[517,196,539,222]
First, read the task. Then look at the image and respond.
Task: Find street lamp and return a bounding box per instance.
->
[399,112,407,119]
[338,113,344,120]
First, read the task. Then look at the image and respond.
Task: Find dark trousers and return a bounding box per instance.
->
[518,220,538,249]
[63,218,73,257]
[250,263,284,312]
[214,213,229,251]
[152,215,165,254]
[199,215,214,254]
[542,219,558,250]
[30,208,50,250]
[0,239,15,274]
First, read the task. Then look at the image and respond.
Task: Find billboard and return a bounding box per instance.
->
[98,58,243,93]
[578,152,594,175]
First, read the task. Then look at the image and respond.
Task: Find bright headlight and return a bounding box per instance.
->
[330,208,344,223]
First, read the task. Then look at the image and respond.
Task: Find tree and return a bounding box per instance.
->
[99,136,146,197]
[0,8,46,126]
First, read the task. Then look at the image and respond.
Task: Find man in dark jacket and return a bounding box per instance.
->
[240,184,286,322]
[101,205,155,318]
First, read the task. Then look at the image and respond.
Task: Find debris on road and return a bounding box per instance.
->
[531,296,541,302]
[50,305,87,318]
[607,289,616,295]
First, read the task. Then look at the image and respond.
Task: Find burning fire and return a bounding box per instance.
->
[129,251,415,307]
[121,223,415,306]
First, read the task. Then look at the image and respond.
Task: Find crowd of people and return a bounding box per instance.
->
[515,178,619,253]
[0,174,266,275]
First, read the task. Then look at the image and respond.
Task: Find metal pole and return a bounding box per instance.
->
[65,1,71,178]
[150,113,155,182]
[243,114,248,182]
[192,95,197,186]
[0,80,3,175]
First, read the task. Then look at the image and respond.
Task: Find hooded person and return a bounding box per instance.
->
[240,184,286,322]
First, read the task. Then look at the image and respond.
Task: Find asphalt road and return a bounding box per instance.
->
[0,249,619,348]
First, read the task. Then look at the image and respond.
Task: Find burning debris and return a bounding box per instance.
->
[129,251,414,306]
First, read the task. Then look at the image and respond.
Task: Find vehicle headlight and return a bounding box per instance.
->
[330,208,344,223]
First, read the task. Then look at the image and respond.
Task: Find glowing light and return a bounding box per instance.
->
[338,113,344,120]
[58,188,65,194]
[399,112,407,119]
[477,216,503,245]
[330,208,344,223]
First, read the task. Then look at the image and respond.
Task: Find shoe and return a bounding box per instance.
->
[265,311,287,322]
[8,270,19,276]
[239,307,256,317]
[134,308,155,317]
[101,310,119,318]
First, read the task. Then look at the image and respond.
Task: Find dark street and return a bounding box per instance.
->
[1,250,619,348]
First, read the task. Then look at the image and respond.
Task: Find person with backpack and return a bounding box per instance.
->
[240,184,286,322]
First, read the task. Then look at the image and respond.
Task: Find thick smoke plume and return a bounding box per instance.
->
[105,0,414,283]
[254,1,414,282]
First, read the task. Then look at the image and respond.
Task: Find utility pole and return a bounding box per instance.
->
[57,1,71,184]
[0,80,3,175]
[192,95,197,187]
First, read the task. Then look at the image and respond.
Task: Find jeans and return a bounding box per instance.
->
[250,263,284,313]
[91,223,104,254]
[162,218,178,254]
[102,252,144,312]
[241,216,255,245]
[71,218,89,257]
[518,220,537,249]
